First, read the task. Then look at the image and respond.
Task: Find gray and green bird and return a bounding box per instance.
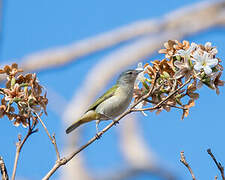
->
[66,69,142,134]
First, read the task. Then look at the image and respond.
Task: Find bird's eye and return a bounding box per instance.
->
[127,71,133,75]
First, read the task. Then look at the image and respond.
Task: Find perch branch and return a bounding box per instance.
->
[42,74,194,180]
[207,149,225,180]
[60,1,224,176]
[180,151,196,180]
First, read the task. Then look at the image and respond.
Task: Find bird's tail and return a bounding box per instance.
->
[66,120,83,134]
[66,110,98,134]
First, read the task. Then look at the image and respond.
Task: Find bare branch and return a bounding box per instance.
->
[117,114,176,180]
[207,149,225,180]
[119,115,155,168]
[11,121,37,180]
[180,151,196,180]
[144,99,186,110]
[0,156,9,180]
[33,111,60,161]
[60,142,92,180]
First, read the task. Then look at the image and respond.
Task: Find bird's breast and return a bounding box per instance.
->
[95,86,133,119]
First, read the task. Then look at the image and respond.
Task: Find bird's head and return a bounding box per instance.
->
[117,69,143,85]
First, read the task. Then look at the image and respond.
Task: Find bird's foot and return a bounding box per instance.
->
[113,120,119,126]
[95,133,102,140]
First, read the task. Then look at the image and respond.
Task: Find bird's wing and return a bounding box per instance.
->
[86,84,118,112]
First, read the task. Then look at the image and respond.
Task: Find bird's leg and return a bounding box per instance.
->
[104,114,119,126]
[95,120,100,133]
[95,120,101,139]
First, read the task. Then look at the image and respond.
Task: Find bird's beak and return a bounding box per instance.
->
[135,69,144,74]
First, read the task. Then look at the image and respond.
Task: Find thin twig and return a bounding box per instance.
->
[11,121,37,180]
[144,99,187,110]
[131,77,192,112]
[166,104,187,110]
[180,151,196,180]
[0,156,9,180]
[33,111,60,160]
[207,149,225,180]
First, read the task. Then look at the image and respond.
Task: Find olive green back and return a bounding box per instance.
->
[86,84,118,112]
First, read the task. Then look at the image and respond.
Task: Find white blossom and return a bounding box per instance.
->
[175,42,197,58]
[192,51,218,75]
[135,62,146,87]
[204,42,218,56]
[134,62,148,116]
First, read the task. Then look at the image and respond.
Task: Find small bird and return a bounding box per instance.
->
[66,69,142,134]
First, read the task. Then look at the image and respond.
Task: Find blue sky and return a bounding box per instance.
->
[1,0,225,180]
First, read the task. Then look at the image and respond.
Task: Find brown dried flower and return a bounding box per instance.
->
[0,63,48,128]
[198,42,218,57]
[0,63,23,77]
[134,40,224,119]
[181,99,195,120]
[211,72,225,95]
[159,40,190,59]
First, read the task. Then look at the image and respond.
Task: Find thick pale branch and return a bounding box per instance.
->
[98,165,175,180]
[119,115,155,168]
[0,0,222,76]
[118,114,176,180]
